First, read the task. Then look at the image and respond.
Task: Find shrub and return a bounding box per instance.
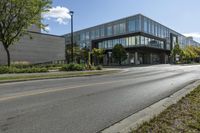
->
[96,65,103,70]
[0,67,10,74]
[0,66,48,74]
[60,64,85,71]
[84,64,96,70]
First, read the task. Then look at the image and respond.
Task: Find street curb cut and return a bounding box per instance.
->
[101,80,200,133]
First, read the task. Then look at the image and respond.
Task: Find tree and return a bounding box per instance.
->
[112,44,127,65]
[182,46,199,63]
[66,44,82,64]
[92,48,105,65]
[0,0,52,66]
[171,43,183,63]
[81,47,90,64]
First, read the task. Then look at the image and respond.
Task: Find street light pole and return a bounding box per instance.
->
[69,11,74,63]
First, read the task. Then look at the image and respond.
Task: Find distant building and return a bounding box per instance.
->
[0,25,65,65]
[64,14,200,65]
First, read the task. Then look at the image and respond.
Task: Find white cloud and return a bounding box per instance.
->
[183,33,200,38]
[42,26,51,33]
[183,32,200,42]
[45,26,51,32]
[43,6,71,25]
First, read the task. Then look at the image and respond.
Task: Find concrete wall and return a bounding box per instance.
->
[0,32,65,65]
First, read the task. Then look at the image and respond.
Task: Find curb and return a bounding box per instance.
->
[101,80,200,133]
[0,70,120,84]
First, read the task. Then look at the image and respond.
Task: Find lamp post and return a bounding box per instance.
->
[69,11,74,63]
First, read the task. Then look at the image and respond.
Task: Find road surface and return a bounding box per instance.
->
[0,64,200,133]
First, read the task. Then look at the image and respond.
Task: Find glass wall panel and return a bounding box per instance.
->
[151,22,155,35]
[91,30,95,39]
[97,35,165,49]
[100,27,104,37]
[113,24,120,35]
[155,24,157,36]
[135,19,139,31]
[80,32,85,41]
[119,23,126,34]
[107,26,112,36]
[128,19,136,32]
[95,29,100,38]
[144,18,148,33]
[141,36,145,45]
[85,32,90,40]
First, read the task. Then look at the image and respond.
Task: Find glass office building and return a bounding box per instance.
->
[64,14,200,65]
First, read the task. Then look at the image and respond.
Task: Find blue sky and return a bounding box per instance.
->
[43,0,200,42]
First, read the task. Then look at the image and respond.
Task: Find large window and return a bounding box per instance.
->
[80,32,85,41]
[128,19,136,32]
[91,30,95,39]
[100,27,105,37]
[129,36,135,47]
[141,36,145,45]
[107,26,112,36]
[98,36,165,49]
[114,23,126,35]
[95,29,100,38]
[119,23,126,34]
[144,18,148,33]
[114,24,120,35]
[151,22,155,35]
[85,32,90,40]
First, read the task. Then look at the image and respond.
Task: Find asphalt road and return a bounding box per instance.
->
[0,64,200,133]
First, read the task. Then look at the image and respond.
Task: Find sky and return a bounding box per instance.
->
[42,0,200,42]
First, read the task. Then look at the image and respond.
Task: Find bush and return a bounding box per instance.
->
[60,64,85,71]
[0,67,10,74]
[0,66,48,74]
[96,65,103,70]
[84,64,96,70]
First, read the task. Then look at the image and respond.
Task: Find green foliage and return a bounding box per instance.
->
[81,48,90,63]
[84,64,96,70]
[60,64,85,71]
[60,63,103,71]
[112,44,127,65]
[96,65,103,70]
[92,48,105,65]
[0,0,52,66]
[171,43,182,57]
[66,44,83,63]
[0,66,48,74]
[182,46,200,63]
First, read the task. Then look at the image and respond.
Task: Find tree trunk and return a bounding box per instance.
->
[119,58,121,66]
[3,45,11,66]
[5,48,11,66]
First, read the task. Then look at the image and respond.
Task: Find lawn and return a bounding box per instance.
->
[0,70,119,83]
[132,85,200,133]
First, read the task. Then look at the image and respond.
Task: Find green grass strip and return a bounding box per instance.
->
[132,85,200,133]
[0,70,119,83]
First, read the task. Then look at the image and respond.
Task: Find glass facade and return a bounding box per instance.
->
[98,35,164,49]
[107,26,113,36]
[65,14,200,49]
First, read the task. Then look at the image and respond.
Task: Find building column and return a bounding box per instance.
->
[164,53,168,64]
[103,54,107,65]
[134,52,138,65]
[150,53,153,64]
[127,52,130,65]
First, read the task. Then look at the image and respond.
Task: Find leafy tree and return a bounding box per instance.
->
[112,44,127,65]
[92,48,105,65]
[81,47,90,64]
[66,44,82,64]
[182,46,199,63]
[0,0,52,66]
[171,43,183,63]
